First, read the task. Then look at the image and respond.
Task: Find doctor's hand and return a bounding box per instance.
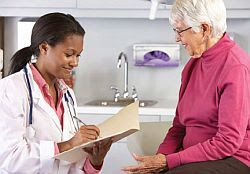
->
[69,125,100,147]
[84,138,113,167]
[58,125,100,153]
[122,153,168,174]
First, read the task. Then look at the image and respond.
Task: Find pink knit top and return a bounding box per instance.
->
[158,34,250,169]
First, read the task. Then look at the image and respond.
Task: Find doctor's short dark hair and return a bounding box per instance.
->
[8,12,85,75]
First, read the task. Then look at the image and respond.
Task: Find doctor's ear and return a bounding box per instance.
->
[38,42,49,55]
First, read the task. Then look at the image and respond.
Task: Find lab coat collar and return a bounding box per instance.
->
[25,64,69,99]
[23,64,66,134]
[57,79,68,92]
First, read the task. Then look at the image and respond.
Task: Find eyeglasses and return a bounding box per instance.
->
[173,27,192,37]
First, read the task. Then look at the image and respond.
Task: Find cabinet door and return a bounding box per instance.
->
[139,115,161,122]
[224,0,250,9]
[0,0,76,8]
[101,116,162,174]
[160,115,174,122]
[102,142,136,174]
[77,0,152,9]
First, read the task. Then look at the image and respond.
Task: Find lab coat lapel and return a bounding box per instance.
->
[25,64,63,134]
[34,97,63,134]
[57,80,76,141]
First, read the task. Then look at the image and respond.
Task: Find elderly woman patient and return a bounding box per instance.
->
[123,0,250,173]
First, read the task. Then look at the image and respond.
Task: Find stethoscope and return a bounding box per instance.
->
[64,90,86,131]
[23,66,83,134]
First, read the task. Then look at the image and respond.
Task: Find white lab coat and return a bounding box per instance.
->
[0,64,87,174]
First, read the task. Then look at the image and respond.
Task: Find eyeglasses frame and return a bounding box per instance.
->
[173,27,192,37]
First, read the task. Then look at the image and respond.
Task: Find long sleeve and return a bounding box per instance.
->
[82,158,101,174]
[157,107,185,155]
[166,66,250,169]
[157,76,188,156]
[55,142,102,174]
[0,91,55,173]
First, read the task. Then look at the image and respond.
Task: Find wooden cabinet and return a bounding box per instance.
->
[0,0,76,8]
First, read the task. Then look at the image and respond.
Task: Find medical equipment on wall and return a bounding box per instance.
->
[133,44,180,67]
[146,0,174,20]
[24,66,83,138]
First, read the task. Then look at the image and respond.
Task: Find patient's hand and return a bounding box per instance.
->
[122,153,168,174]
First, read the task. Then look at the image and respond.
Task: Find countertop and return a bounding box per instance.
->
[77,99,178,116]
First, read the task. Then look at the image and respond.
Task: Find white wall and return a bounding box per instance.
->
[74,18,250,104]
[75,18,184,103]
[4,17,19,76]
[4,17,250,104]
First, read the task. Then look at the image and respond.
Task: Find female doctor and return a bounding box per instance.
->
[0,13,112,174]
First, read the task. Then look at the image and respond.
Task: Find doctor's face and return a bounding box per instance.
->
[40,34,83,81]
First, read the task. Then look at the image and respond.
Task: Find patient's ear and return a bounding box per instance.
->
[201,23,212,38]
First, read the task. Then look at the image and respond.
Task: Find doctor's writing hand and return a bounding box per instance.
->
[57,125,100,153]
[84,138,113,167]
[122,153,168,174]
[69,125,100,147]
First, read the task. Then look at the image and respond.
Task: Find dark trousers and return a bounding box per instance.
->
[165,157,250,174]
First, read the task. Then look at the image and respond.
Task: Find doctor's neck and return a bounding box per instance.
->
[33,63,57,88]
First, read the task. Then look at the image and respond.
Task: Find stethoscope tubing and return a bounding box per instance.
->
[64,93,78,131]
[24,67,78,131]
[24,66,33,125]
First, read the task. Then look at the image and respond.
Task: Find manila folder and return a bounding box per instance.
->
[55,101,140,163]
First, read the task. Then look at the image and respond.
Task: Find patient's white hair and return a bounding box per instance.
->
[170,0,227,39]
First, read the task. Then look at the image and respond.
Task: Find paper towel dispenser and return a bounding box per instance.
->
[133,44,180,67]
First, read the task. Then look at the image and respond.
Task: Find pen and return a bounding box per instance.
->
[73,116,87,126]
[73,116,101,138]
